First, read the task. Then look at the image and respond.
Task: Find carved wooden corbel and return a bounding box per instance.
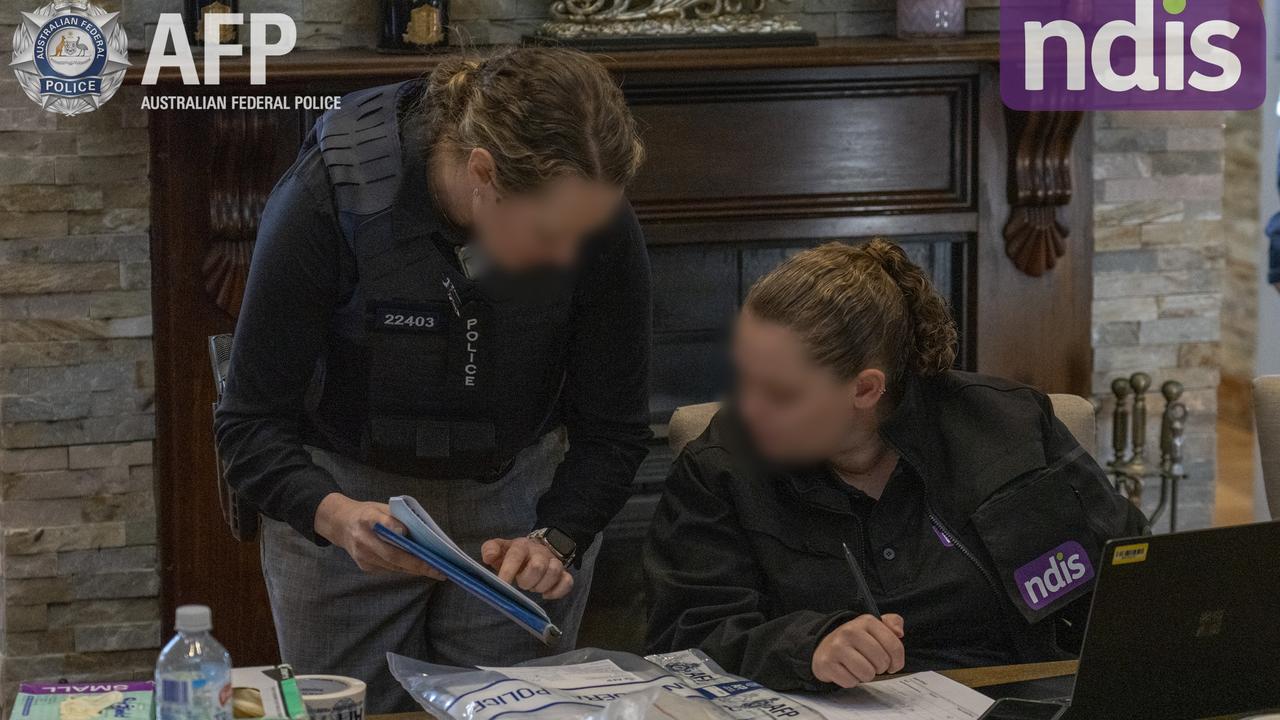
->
[202,111,280,318]
[1003,108,1084,277]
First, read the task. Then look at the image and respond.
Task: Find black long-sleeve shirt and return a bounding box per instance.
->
[645,372,1147,691]
[214,118,652,549]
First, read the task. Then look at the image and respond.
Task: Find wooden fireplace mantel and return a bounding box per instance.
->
[127,35,1004,84]
[132,34,1081,279]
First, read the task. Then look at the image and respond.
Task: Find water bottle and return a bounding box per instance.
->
[155,605,233,720]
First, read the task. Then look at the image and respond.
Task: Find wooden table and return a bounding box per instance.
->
[369,660,1081,720]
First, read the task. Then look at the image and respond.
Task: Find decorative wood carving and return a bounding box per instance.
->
[1003,108,1083,277]
[202,111,279,318]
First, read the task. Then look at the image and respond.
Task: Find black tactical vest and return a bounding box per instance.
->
[305,80,574,481]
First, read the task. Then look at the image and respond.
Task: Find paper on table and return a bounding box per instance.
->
[790,672,994,720]
[477,659,648,690]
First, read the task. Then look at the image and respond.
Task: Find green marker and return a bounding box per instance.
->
[1163,0,1187,14]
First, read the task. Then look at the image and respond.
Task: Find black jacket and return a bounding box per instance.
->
[644,371,1148,691]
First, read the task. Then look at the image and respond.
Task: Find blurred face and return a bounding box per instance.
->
[466,150,623,271]
[733,310,886,464]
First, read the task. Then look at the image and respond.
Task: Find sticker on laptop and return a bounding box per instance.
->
[1013,541,1095,611]
[1112,542,1149,566]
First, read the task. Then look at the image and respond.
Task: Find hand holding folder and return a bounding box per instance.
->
[373,496,562,644]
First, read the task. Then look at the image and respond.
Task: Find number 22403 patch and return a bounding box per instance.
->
[371,304,448,333]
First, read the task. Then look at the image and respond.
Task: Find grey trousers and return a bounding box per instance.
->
[259,431,600,714]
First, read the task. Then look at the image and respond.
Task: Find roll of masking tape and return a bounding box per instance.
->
[295,675,366,720]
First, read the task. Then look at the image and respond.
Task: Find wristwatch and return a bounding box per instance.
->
[528,527,577,566]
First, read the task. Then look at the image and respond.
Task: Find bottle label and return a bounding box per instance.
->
[157,675,231,720]
[159,678,194,705]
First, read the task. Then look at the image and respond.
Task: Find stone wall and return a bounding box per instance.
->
[0,0,1227,704]
[1091,112,1225,531]
[1220,109,1261,425]
[0,23,157,704]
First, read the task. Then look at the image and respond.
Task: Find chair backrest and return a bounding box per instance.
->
[1050,393,1098,460]
[209,333,233,399]
[1253,376,1280,519]
[207,333,260,541]
[668,394,1099,460]
[668,402,721,455]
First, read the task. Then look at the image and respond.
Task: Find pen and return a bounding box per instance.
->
[842,542,881,617]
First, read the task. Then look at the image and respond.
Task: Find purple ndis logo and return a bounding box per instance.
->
[1000,0,1266,111]
[1013,540,1095,611]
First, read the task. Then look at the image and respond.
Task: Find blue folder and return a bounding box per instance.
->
[373,523,562,644]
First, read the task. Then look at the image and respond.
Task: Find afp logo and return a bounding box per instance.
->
[1013,540,1095,610]
[1000,0,1265,110]
[10,1,130,116]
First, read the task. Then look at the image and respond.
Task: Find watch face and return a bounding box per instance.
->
[544,528,576,557]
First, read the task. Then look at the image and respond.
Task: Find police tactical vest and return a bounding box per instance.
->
[305,80,574,481]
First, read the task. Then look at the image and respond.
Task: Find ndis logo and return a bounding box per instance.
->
[1013,541,1095,611]
[1000,0,1265,111]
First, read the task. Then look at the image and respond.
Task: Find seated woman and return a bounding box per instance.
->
[644,240,1147,692]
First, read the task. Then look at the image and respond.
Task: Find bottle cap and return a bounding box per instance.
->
[175,604,212,632]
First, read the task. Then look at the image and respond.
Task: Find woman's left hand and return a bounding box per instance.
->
[481,537,574,599]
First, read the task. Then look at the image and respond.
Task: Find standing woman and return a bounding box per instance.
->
[215,48,651,712]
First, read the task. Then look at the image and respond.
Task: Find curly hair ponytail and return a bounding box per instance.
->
[858,239,958,376]
[745,239,958,390]
[420,48,645,194]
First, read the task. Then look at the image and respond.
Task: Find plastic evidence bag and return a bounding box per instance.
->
[388,648,826,720]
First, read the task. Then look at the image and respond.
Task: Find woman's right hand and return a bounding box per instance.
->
[314,493,445,579]
[811,613,906,688]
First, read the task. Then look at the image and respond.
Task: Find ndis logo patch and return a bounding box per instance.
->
[1000,0,1265,111]
[1013,541,1094,611]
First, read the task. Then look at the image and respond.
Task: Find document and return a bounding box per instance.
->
[791,672,994,720]
[477,659,647,690]
[374,496,561,643]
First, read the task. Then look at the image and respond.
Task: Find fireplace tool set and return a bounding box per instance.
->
[1106,372,1187,532]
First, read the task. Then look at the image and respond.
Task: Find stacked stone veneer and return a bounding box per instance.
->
[0,57,157,708]
[1091,111,1225,532]
[1221,110,1261,397]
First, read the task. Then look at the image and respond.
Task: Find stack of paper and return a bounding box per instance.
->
[374,496,561,643]
[793,672,994,719]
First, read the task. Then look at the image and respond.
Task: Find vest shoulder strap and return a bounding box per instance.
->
[313,80,417,222]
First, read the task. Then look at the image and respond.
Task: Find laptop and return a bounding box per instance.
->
[982,520,1280,720]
